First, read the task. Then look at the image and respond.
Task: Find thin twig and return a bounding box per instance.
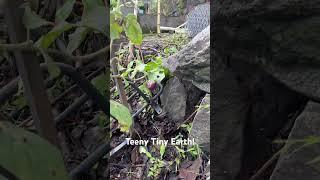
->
[0,41,109,63]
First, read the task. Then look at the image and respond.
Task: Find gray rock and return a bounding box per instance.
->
[160,77,187,123]
[163,26,210,93]
[213,59,307,180]
[270,101,320,180]
[213,0,320,179]
[213,69,249,180]
[213,0,320,101]
[189,94,210,153]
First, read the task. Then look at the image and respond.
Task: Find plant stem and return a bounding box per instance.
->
[0,41,109,63]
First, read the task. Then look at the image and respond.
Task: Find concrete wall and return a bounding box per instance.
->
[138,14,185,33]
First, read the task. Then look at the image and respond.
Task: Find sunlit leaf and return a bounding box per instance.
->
[110,22,123,40]
[139,146,152,159]
[110,100,132,132]
[124,14,143,45]
[160,144,166,159]
[147,71,165,83]
[139,83,152,97]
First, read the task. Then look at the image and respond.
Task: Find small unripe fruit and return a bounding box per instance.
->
[147,80,157,91]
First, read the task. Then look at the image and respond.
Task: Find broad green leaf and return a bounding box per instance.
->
[55,0,76,23]
[110,100,132,132]
[145,61,158,72]
[139,83,152,97]
[144,58,168,82]
[110,22,123,40]
[110,10,122,23]
[81,0,107,35]
[160,144,166,159]
[135,60,146,72]
[139,146,152,159]
[124,14,143,45]
[22,6,52,29]
[0,121,69,180]
[91,73,108,97]
[154,56,163,65]
[67,27,91,53]
[36,22,74,48]
[147,71,165,83]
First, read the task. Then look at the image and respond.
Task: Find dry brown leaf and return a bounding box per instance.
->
[131,147,140,164]
[178,157,203,180]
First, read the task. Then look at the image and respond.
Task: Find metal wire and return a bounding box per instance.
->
[186,3,210,37]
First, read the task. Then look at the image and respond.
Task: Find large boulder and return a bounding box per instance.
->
[213,59,307,180]
[213,67,249,180]
[213,0,320,179]
[270,101,320,180]
[163,26,210,93]
[160,77,187,123]
[213,0,320,101]
[189,94,210,153]
[161,26,209,125]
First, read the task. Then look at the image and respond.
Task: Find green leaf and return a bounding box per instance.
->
[160,144,166,159]
[110,22,123,40]
[148,71,165,83]
[55,0,76,23]
[145,62,157,72]
[110,10,122,23]
[67,27,91,53]
[110,100,132,132]
[124,14,143,45]
[91,73,108,97]
[22,6,52,29]
[139,146,152,159]
[81,0,107,35]
[139,83,152,97]
[0,121,69,180]
[135,60,146,72]
[36,21,74,48]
